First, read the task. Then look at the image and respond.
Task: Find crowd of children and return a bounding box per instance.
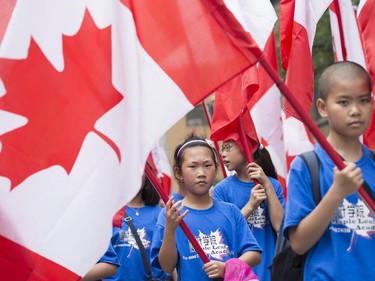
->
[82,61,375,281]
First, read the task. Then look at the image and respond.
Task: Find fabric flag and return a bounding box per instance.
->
[357,0,375,149]
[279,0,333,178]
[242,1,288,193]
[0,0,16,45]
[249,34,288,193]
[329,0,366,64]
[0,1,262,280]
[280,0,332,116]
[210,0,263,153]
[150,140,172,196]
[210,67,259,153]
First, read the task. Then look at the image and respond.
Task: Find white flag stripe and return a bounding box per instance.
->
[295,0,332,50]
[329,0,366,66]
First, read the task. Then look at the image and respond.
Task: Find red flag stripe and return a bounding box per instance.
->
[122,0,261,105]
[0,236,80,281]
[358,0,375,149]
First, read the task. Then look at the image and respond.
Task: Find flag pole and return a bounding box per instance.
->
[331,0,347,60]
[257,55,375,213]
[239,112,258,184]
[145,163,210,264]
[239,112,262,209]
[205,0,374,212]
[201,101,228,178]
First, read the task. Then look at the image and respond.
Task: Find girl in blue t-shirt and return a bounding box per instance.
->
[151,135,262,281]
[101,167,170,281]
[212,141,285,281]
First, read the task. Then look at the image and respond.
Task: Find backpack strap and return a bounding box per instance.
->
[123,211,154,280]
[300,149,375,203]
[274,151,321,255]
[299,151,321,205]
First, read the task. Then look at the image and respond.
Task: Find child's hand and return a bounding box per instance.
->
[165,197,188,231]
[203,260,226,279]
[248,184,267,209]
[332,162,363,199]
[247,162,271,187]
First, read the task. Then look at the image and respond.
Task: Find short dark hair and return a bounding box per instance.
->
[318,61,372,101]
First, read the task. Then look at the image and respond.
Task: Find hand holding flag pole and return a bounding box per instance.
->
[238,111,258,186]
[238,111,264,208]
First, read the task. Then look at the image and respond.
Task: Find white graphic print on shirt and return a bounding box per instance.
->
[330,198,375,251]
[247,206,266,229]
[118,227,150,250]
[183,229,233,261]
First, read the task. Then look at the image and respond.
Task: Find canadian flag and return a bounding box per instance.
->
[150,141,172,196]
[280,0,332,116]
[279,0,332,180]
[243,1,288,193]
[0,1,261,280]
[357,0,375,149]
[210,0,274,154]
[210,63,259,152]
[329,0,366,64]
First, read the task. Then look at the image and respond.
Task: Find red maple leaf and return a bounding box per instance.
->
[0,10,123,189]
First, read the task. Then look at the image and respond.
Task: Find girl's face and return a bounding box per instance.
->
[220,140,247,171]
[177,146,217,196]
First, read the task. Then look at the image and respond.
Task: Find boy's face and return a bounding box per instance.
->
[317,76,373,139]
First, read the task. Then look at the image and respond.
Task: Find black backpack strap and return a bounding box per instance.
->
[300,149,375,204]
[299,151,321,205]
[370,150,375,160]
[274,150,321,255]
[271,151,321,279]
[124,211,154,280]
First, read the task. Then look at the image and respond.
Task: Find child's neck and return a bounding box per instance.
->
[235,166,251,182]
[127,194,145,208]
[327,134,363,162]
[183,193,213,210]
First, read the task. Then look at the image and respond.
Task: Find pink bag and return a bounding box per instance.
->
[224,258,259,281]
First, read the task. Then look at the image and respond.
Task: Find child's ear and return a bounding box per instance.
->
[316,98,328,118]
[174,167,183,183]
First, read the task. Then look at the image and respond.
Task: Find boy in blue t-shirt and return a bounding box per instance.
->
[284,61,375,280]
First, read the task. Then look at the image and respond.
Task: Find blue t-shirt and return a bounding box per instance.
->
[150,200,262,281]
[99,242,120,267]
[212,175,285,281]
[284,144,375,281]
[103,205,169,281]
[171,192,184,202]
